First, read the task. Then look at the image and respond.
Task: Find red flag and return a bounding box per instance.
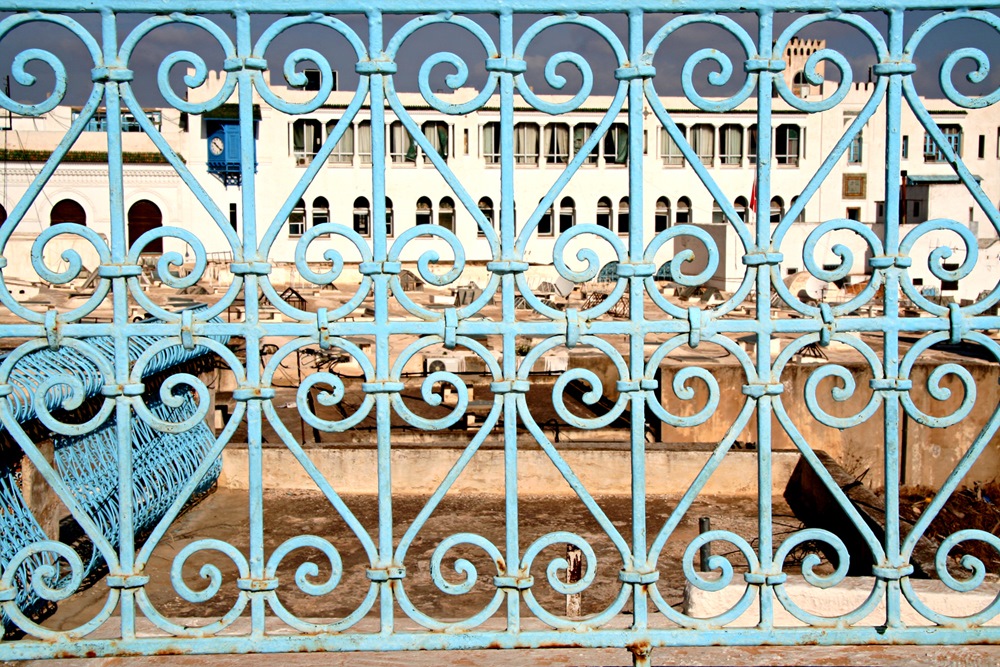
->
[749,173,758,215]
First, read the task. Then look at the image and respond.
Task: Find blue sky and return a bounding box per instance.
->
[0,11,997,109]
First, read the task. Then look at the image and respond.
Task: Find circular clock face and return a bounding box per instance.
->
[210,136,225,156]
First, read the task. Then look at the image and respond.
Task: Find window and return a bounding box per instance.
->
[979,134,986,159]
[902,135,909,160]
[846,207,861,221]
[924,124,962,162]
[604,123,628,165]
[538,200,554,236]
[848,131,863,164]
[483,122,501,164]
[734,196,749,222]
[416,197,432,225]
[127,200,162,253]
[74,109,161,133]
[748,124,758,164]
[573,123,598,165]
[676,197,692,224]
[720,125,743,165]
[229,203,238,230]
[292,119,322,165]
[942,262,959,292]
[302,69,321,91]
[289,199,306,237]
[508,122,539,165]
[438,197,455,232]
[385,197,394,237]
[390,120,415,163]
[544,124,570,164]
[352,197,370,235]
[559,197,575,232]
[660,125,686,166]
[326,119,354,164]
[770,197,784,223]
[423,121,449,161]
[463,129,469,155]
[790,196,805,223]
[617,197,629,234]
[313,197,330,226]
[690,124,714,166]
[712,201,725,224]
[358,121,372,164]
[477,197,494,237]
[50,199,86,226]
[776,125,801,165]
[655,197,670,232]
[596,197,612,229]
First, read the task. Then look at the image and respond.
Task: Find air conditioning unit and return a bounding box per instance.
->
[295,156,311,167]
[424,356,464,374]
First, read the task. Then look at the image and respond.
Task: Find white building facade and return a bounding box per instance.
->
[2,39,999,300]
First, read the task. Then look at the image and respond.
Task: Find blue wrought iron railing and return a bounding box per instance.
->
[0,2,999,664]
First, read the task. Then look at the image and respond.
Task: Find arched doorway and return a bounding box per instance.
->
[51,199,86,226]
[128,200,162,253]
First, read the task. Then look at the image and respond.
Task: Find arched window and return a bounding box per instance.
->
[0,203,6,224]
[617,197,629,234]
[477,197,494,237]
[538,199,554,237]
[676,197,692,224]
[127,200,162,252]
[559,197,575,232]
[416,197,432,226]
[655,197,670,232]
[51,199,86,226]
[597,261,619,283]
[734,196,749,222]
[791,196,806,223]
[353,196,371,235]
[770,196,785,223]
[438,197,455,231]
[312,197,330,226]
[385,197,394,237]
[288,199,306,237]
[596,196,612,229]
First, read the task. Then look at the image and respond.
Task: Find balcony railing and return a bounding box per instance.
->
[0,2,999,664]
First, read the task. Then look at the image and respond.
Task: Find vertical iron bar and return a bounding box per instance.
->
[101,6,135,640]
[754,8,776,631]
[626,8,649,658]
[498,8,521,635]
[233,9,266,639]
[882,7,906,628]
[367,8,396,634]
